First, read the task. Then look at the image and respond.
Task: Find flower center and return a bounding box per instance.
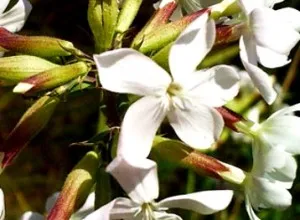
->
[140,203,155,220]
[167,82,182,97]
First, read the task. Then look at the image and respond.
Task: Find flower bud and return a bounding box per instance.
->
[116,0,143,34]
[13,61,91,94]
[88,0,119,53]
[0,55,59,84]
[47,151,100,220]
[0,27,81,57]
[133,1,178,47]
[0,95,60,169]
[152,136,246,185]
[132,8,209,53]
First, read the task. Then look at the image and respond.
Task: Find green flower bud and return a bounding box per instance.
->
[13,61,91,94]
[0,27,81,57]
[88,0,119,53]
[0,95,60,169]
[0,55,59,84]
[48,151,100,220]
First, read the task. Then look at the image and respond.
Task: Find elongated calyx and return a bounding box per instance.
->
[0,27,82,57]
[47,151,99,220]
[13,61,91,94]
[0,55,59,84]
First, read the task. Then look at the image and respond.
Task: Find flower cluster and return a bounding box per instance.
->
[0,0,300,219]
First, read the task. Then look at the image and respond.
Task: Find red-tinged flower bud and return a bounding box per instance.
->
[0,55,59,84]
[0,28,82,57]
[132,8,209,53]
[133,1,178,47]
[47,151,100,220]
[152,136,245,184]
[215,23,245,46]
[0,95,60,168]
[13,61,91,94]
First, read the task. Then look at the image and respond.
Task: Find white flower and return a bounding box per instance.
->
[20,192,95,220]
[244,146,296,220]
[238,0,300,104]
[84,156,233,220]
[242,104,300,219]
[94,13,240,159]
[250,103,300,156]
[0,0,32,32]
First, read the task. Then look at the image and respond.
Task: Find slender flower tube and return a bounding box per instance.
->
[94,13,240,160]
[20,192,96,220]
[84,157,233,219]
[238,0,300,104]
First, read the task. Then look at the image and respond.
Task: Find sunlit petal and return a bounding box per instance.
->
[167,104,223,149]
[169,13,215,81]
[117,96,168,159]
[182,65,240,107]
[0,0,32,32]
[106,157,159,204]
[94,49,171,96]
[158,190,233,215]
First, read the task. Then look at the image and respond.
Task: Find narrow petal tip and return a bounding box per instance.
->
[13,82,33,94]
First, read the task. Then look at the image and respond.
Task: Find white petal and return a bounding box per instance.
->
[20,212,44,220]
[256,46,290,68]
[106,157,159,204]
[250,8,300,56]
[260,115,300,154]
[240,36,277,104]
[0,0,9,14]
[252,141,296,188]
[0,0,32,33]
[94,49,171,96]
[0,189,4,220]
[110,198,138,219]
[45,192,60,213]
[245,194,260,220]
[246,176,292,210]
[117,96,168,159]
[84,198,133,220]
[154,211,182,220]
[158,190,233,215]
[169,13,215,81]
[268,103,300,119]
[167,104,224,149]
[71,193,95,219]
[182,65,240,107]
[238,0,263,15]
[275,8,300,31]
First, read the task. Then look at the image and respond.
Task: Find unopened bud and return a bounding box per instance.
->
[88,0,119,53]
[116,0,143,34]
[48,151,100,220]
[132,8,209,53]
[0,28,81,57]
[13,61,90,94]
[0,95,60,169]
[133,1,178,47]
[0,55,59,84]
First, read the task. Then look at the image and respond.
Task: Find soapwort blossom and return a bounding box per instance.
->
[0,0,32,33]
[94,13,240,159]
[241,104,300,219]
[84,156,233,220]
[238,0,300,104]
